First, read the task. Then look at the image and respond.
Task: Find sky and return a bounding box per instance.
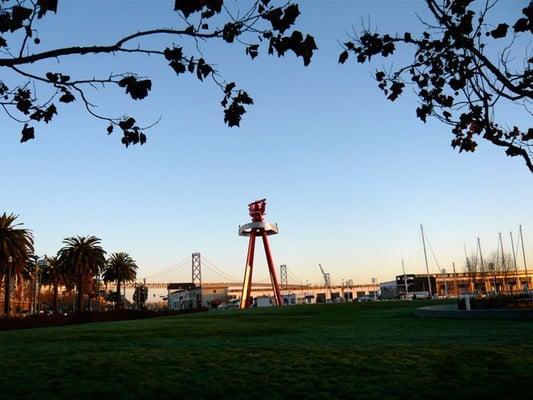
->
[0,0,531,285]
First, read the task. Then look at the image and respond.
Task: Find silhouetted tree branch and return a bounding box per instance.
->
[0,0,316,146]
[339,0,533,172]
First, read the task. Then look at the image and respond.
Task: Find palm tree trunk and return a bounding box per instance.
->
[77,276,84,312]
[53,280,58,313]
[3,274,11,318]
[116,279,122,310]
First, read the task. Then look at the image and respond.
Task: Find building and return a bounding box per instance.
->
[434,269,531,296]
[167,283,229,310]
[394,270,531,298]
[379,281,398,300]
[167,283,199,310]
[396,274,437,298]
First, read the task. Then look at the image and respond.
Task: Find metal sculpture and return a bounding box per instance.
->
[238,199,283,308]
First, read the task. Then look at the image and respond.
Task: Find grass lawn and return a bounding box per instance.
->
[1,301,531,399]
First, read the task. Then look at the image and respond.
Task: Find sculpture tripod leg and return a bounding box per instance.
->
[240,231,256,309]
[262,231,283,306]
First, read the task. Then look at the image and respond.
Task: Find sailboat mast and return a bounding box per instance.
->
[420,224,432,297]
[452,262,458,296]
[477,238,485,271]
[519,225,529,292]
[401,259,408,296]
[510,231,519,292]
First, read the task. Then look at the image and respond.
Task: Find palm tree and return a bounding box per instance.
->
[103,252,138,309]
[16,255,37,313]
[57,236,106,312]
[0,213,34,318]
[41,256,64,313]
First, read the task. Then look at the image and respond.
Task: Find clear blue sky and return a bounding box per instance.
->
[0,0,531,285]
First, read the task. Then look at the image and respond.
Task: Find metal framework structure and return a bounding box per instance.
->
[238,199,283,308]
[192,252,202,308]
[319,264,331,287]
[192,252,201,286]
[280,264,288,290]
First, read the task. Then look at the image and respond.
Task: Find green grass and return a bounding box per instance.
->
[1,301,532,399]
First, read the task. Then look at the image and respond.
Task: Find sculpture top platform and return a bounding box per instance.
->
[238,199,279,236]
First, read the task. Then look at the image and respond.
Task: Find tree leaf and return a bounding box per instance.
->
[20,124,35,142]
[338,50,348,64]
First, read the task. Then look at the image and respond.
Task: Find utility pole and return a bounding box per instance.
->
[401,259,408,298]
[371,277,377,300]
[420,225,432,297]
[519,225,529,292]
[510,231,519,292]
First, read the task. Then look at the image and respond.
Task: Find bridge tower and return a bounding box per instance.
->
[280,265,288,290]
[192,253,201,287]
[192,253,202,307]
[238,199,283,308]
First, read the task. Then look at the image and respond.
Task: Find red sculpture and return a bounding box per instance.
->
[238,199,283,308]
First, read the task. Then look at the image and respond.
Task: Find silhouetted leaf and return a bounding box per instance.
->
[59,90,75,103]
[416,105,432,123]
[37,0,58,19]
[223,23,240,43]
[224,82,236,94]
[119,76,152,100]
[235,91,253,105]
[263,4,300,34]
[46,72,58,82]
[387,81,404,101]
[490,23,508,39]
[20,124,35,142]
[164,47,183,62]
[12,6,33,22]
[513,18,528,33]
[174,0,223,18]
[375,71,385,82]
[119,117,136,130]
[246,44,259,60]
[169,60,186,75]
[338,50,348,64]
[42,104,57,123]
[14,88,32,114]
[196,58,212,81]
